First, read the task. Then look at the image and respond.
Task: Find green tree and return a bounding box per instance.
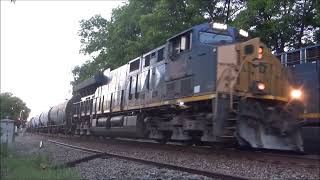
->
[233,0,317,53]
[72,0,242,86]
[73,0,158,86]
[72,0,318,87]
[138,0,205,50]
[314,0,320,43]
[71,60,104,87]
[0,92,30,127]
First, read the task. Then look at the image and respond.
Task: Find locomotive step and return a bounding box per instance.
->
[230,110,238,114]
[223,126,236,136]
[219,135,236,140]
[227,118,237,121]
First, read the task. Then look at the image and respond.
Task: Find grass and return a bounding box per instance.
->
[1,143,80,180]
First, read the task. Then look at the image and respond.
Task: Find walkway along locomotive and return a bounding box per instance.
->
[28,23,305,151]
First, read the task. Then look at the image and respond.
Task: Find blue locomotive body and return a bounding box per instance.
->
[28,23,306,152]
[277,45,320,153]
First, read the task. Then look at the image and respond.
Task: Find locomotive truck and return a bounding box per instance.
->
[28,22,305,151]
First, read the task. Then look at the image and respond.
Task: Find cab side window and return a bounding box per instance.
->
[130,59,140,72]
[157,48,164,62]
[144,55,150,67]
[170,32,191,56]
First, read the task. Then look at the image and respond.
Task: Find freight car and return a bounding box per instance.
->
[28,97,79,133]
[277,45,320,153]
[29,22,305,151]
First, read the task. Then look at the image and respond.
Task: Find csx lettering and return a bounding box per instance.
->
[251,63,267,73]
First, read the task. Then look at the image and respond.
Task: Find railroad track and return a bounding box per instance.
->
[38,132,320,168]
[48,139,248,180]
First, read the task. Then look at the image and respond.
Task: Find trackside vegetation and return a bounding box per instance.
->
[0,144,79,180]
[0,92,30,127]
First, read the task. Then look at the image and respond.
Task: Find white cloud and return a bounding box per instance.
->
[1,0,125,119]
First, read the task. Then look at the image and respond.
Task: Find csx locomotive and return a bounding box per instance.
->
[28,23,305,151]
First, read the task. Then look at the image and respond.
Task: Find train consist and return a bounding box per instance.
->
[28,23,307,152]
[277,45,320,153]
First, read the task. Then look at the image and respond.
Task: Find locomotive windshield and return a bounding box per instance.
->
[199,32,233,45]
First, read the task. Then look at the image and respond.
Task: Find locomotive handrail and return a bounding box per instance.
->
[229,58,250,110]
[214,65,236,117]
[213,57,248,119]
[276,44,320,66]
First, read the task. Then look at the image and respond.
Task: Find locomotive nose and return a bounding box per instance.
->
[236,99,304,152]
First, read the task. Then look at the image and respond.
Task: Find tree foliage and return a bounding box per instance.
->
[71,0,242,86]
[234,0,318,53]
[315,0,320,43]
[71,0,318,87]
[0,92,30,127]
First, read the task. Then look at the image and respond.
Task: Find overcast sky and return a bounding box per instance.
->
[1,0,125,119]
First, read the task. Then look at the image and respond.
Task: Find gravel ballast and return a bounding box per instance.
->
[12,134,214,179]
[41,134,320,180]
[75,158,213,180]
[13,133,320,179]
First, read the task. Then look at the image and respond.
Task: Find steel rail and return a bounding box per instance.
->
[48,139,248,180]
[39,133,319,166]
[49,133,320,160]
[41,132,320,166]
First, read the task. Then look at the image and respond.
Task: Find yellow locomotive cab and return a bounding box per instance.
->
[217,38,303,151]
[216,37,292,101]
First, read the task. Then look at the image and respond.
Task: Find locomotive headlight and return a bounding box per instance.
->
[212,23,227,30]
[257,83,265,90]
[178,101,188,109]
[290,89,302,99]
[251,81,266,94]
[239,29,249,37]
